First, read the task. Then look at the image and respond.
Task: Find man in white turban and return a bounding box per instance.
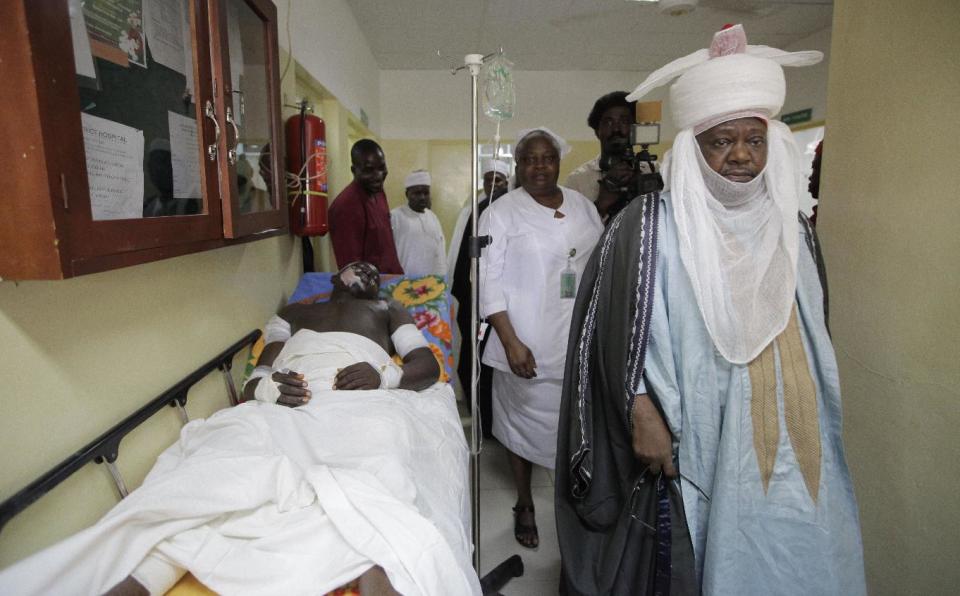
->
[390,170,447,277]
[556,24,865,595]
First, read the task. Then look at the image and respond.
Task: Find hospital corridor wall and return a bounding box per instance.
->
[380,138,629,250]
[821,1,960,594]
[0,236,302,567]
[0,0,378,573]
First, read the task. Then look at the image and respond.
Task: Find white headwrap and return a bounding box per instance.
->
[482,158,511,177]
[516,127,571,158]
[404,170,431,188]
[629,25,822,364]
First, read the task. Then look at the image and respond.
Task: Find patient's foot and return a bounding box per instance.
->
[513,503,539,549]
[103,575,148,596]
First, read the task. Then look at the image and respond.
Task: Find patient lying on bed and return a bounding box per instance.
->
[245,261,442,406]
[0,262,480,596]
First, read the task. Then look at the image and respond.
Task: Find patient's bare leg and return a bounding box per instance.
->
[103,549,185,596]
[103,575,148,596]
[358,565,400,596]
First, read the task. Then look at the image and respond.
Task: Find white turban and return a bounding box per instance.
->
[482,158,511,177]
[516,127,571,158]
[626,24,822,132]
[404,170,431,188]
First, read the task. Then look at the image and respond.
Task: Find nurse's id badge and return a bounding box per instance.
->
[561,248,577,299]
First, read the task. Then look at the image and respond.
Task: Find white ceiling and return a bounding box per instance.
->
[346,0,833,71]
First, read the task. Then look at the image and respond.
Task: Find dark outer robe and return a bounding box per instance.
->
[555,193,697,596]
[452,195,495,436]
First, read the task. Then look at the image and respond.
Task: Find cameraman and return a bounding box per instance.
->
[565,91,652,220]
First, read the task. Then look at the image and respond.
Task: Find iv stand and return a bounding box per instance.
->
[464,52,484,574]
[451,51,524,595]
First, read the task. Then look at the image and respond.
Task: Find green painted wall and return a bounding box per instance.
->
[822,1,960,593]
[0,237,301,566]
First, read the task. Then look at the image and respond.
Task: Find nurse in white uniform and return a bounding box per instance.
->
[479,127,603,548]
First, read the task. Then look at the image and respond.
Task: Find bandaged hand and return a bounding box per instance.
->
[271,369,311,407]
[504,338,537,379]
[334,362,381,390]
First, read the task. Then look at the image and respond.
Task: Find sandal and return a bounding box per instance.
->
[512,504,539,549]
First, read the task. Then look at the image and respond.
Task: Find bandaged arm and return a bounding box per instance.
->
[242,314,303,404]
[388,302,440,391]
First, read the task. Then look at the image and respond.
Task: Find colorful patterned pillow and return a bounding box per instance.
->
[243,274,455,385]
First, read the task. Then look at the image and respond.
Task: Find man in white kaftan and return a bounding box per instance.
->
[391,170,447,277]
[0,263,480,596]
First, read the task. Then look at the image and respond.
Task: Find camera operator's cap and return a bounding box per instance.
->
[626,24,822,132]
[516,127,571,158]
[404,169,431,188]
[482,157,511,177]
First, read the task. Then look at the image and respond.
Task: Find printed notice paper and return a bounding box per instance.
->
[168,111,201,198]
[142,0,195,94]
[81,113,145,220]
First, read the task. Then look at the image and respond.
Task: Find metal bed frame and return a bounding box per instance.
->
[0,330,259,533]
[0,328,523,594]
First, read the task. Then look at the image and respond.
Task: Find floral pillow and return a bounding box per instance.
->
[243,274,455,385]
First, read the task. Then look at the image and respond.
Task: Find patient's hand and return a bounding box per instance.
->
[334,362,381,390]
[273,370,312,407]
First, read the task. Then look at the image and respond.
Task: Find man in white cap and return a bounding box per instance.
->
[390,170,446,277]
[448,157,512,282]
[448,157,511,436]
[556,25,865,595]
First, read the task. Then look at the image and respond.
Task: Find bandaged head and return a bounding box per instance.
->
[626,25,822,364]
[337,261,380,299]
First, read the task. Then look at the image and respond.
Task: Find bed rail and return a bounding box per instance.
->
[0,330,261,534]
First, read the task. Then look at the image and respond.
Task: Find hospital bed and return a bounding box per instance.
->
[0,274,470,595]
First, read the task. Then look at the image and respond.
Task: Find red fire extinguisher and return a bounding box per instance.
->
[285,107,329,236]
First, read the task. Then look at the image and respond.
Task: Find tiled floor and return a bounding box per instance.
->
[477,437,560,595]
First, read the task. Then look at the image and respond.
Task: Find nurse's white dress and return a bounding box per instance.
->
[479,187,603,467]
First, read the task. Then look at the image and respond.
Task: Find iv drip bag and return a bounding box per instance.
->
[482,54,515,121]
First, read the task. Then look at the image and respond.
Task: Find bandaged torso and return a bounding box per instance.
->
[274,330,401,391]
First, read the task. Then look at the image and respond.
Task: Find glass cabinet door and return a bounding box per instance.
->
[210,0,286,238]
[75,0,205,220]
[66,0,223,262]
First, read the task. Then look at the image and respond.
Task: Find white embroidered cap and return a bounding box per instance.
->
[404,169,431,188]
[482,158,511,177]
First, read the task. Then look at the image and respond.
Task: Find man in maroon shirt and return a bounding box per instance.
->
[329,140,404,273]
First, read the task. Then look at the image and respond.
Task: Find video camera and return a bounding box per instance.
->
[598,102,665,214]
